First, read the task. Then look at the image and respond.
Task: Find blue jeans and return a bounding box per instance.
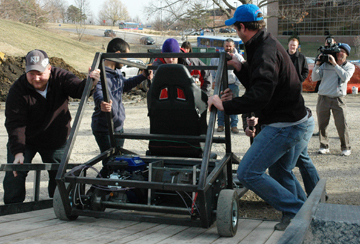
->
[296,117,320,196]
[237,120,308,216]
[269,116,317,203]
[3,143,66,204]
[218,84,239,128]
[93,129,124,177]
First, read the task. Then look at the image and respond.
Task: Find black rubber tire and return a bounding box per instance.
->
[53,185,78,221]
[216,189,239,237]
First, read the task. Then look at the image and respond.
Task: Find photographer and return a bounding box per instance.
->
[313,36,337,136]
[314,36,336,92]
[312,43,355,156]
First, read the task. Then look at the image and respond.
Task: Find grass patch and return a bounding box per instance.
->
[0,19,103,73]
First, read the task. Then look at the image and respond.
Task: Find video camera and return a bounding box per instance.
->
[316,37,341,63]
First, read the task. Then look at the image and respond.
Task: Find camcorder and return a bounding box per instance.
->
[316,37,341,63]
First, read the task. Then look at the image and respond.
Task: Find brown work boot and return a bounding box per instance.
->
[231,127,239,134]
[217,126,224,132]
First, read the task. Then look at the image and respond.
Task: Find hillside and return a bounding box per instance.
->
[0,19,103,72]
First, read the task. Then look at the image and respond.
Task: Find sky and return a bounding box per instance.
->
[68,0,150,23]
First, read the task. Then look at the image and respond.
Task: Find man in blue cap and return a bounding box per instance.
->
[207,4,312,230]
[312,43,355,156]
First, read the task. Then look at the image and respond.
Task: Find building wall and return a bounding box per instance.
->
[267,1,279,36]
[268,0,359,46]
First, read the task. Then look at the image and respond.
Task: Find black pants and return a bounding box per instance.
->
[3,143,65,204]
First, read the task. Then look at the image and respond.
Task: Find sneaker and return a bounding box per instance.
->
[217,126,224,132]
[231,127,239,134]
[274,214,293,231]
[312,132,320,136]
[341,150,351,156]
[318,148,330,154]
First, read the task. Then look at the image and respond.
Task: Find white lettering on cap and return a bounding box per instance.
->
[30,56,40,63]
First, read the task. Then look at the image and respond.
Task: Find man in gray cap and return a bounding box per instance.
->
[312,43,355,156]
[3,49,100,204]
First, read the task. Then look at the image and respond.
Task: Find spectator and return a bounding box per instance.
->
[207,4,309,231]
[287,37,308,84]
[181,41,192,53]
[210,38,244,134]
[180,41,203,88]
[285,38,321,198]
[312,43,355,156]
[153,38,212,96]
[3,49,100,204]
[91,38,153,177]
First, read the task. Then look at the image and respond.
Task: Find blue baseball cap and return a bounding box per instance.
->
[338,43,351,56]
[162,38,180,53]
[225,4,263,26]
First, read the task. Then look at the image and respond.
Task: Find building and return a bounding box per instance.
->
[267,0,360,46]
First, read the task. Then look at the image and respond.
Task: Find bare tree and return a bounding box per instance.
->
[0,0,22,20]
[98,0,129,26]
[146,0,214,31]
[19,0,49,27]
[74,0,89,24]
[47,0,68,23]
[72,0,90,42]
[131,16,142,24]
[145,0,319,36]
[0,0,49,27]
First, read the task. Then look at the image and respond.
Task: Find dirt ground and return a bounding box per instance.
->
[0,54,360,221]
[0,55,87,101]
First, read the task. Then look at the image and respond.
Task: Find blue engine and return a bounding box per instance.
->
[108,155,146,173]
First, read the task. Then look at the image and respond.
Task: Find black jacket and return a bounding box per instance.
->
[5,67,88,155]
[223,29,306,126]
[287,49,309,83]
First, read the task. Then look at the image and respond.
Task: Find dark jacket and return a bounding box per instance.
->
[287,49,309,83]
[223,29,306,126]
[152,55,212,96]
[5,67,88,155]
[91,66,146,133]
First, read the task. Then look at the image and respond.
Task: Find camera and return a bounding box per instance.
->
[316,38,341,63]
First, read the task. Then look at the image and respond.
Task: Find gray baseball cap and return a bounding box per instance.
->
[25,49,49,73]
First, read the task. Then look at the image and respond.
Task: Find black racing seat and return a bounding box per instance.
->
[147,64,208,158]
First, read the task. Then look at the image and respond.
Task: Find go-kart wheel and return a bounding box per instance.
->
[53,185,78,221]
[216,189,239,237]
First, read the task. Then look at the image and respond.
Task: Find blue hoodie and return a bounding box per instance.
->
[91,66,146,132]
